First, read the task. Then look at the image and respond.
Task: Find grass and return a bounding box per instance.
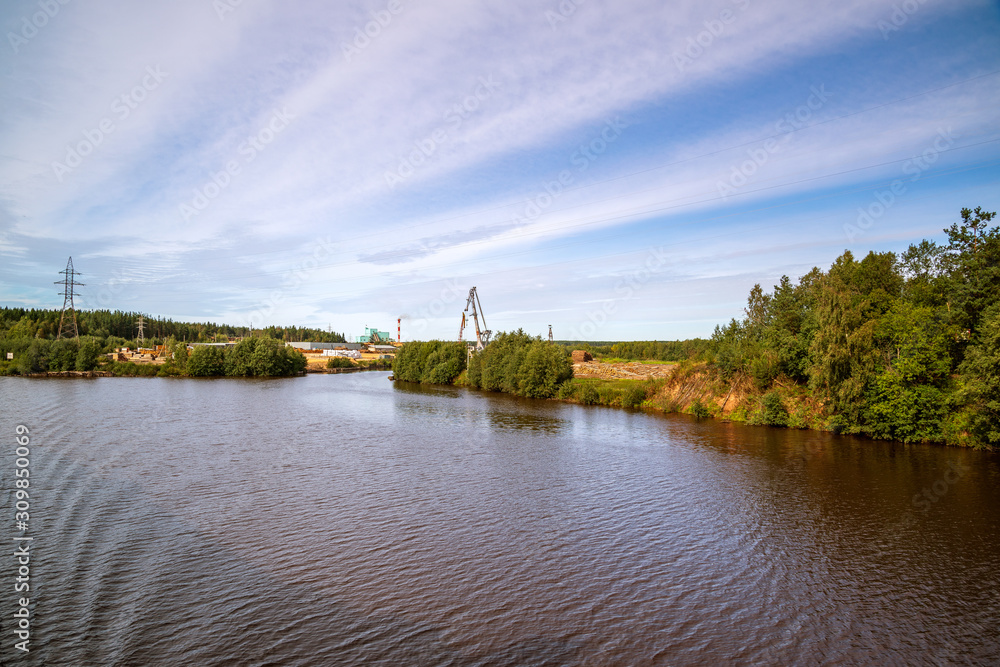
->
[557,377,665,409]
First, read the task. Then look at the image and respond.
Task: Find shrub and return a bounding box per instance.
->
[577,383,599,405]
[467,330,572,398]
[393,341,466,384]
[750,355,778,391]
[326,356,354,369]
[690,398,711,419]
[760,390,788,427]
[595,386,620,406]
[621,384,647,409]
[187,345,226,376]
[75,336,102,371]
[223,338,306,377]
[110,361,159,377]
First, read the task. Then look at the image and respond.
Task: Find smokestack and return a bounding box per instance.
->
[397,317,401,342]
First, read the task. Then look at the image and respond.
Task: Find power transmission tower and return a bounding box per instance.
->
[136,315,146,346]
[55,256,84,339]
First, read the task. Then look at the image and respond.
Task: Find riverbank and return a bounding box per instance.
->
[17,364,391,378]
[25,369,114,378]
[558,360,830,431]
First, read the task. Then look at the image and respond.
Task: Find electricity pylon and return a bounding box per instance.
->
[136,315,145,346]
[55,257,84,339]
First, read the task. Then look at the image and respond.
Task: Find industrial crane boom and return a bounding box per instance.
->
[459,286,491,350]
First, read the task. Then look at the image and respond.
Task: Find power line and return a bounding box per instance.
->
[55,256,84,339]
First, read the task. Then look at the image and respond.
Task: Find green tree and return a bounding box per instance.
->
[16,340,49,374]
[861,302,951,442]
[941,207,999,332]
[760,390,788,427]
[467,330,572,398]
[75,336,102,371]
[47,339,78,372]
[4,316,36,340]
[223,338,305,377]
[955,302,1000,446]
[516,341,573,398]
[187,345,226,376]
[392,341,466,384]
[809,251,901,427]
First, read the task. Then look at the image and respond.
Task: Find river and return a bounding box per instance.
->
[1,373,998,665]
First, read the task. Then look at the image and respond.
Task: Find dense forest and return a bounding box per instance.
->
[709,207,999,447]
[0,308,318,377]
[0,307,344,345]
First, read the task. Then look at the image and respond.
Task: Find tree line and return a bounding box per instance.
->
[709,207,998,447]
[393,331,574,399]
[394,207,998,448]
[0,307,316,377]
[0,334,306,378]
[0,307,345,345]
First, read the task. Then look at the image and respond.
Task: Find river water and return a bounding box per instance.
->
[1,373,998,665]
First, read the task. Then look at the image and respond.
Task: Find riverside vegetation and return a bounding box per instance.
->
[393,208,1000,449]
[2,208,995,445]
[0,308,313,378]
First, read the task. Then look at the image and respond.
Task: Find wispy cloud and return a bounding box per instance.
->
[1,0,997,338]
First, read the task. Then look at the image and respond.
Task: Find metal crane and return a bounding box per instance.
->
[458,286,491,351]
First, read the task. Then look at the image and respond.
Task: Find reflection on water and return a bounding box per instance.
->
[0,373,998,666]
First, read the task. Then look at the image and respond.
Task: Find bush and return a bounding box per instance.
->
[393,341,466,384]
[577,383,599,405]
[690,398,711,419]
[750,354,778,391]
[76,336,102,371]
[467,330,573,398]
[621,384,647,409]
[156,364,182,377]
[326,356,355,369]
[110,361,159,377]
[224,338,306,377]
[187,345,226,376]
[760,390,788,427]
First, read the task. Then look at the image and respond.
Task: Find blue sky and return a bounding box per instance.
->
[1,0,998,341]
